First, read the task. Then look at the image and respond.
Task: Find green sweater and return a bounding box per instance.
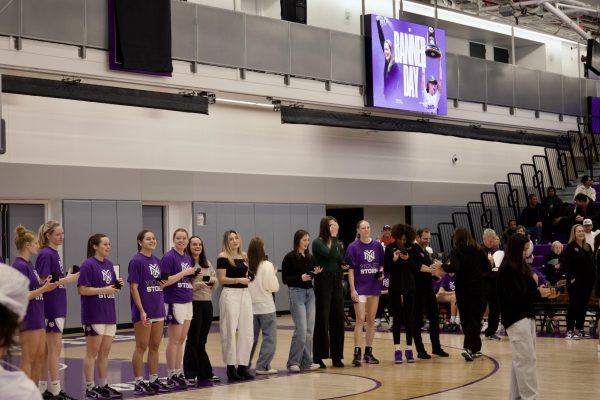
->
[312,237,343,274]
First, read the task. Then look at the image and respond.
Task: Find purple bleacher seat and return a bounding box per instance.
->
[533,244,551,256]
[531,255,544,270]
[593,183,600,192]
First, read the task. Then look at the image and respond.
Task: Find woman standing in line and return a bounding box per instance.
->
[183,236,220,383]
[346,220,384,366]
[78,234,124,399]
[128,230,171,395]
[248,237,280,375]
[561,224,596,339]
[312,217,346,368]
[383,224,418,364]
[35,221,78,400]
[498,234,556,399]
[161,228,196,388]
[217,230,254,381]
[281,230,322,372]
[442,227,490,361]
[12,226,58,382]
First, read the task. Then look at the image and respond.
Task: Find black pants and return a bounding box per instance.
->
[566,279,594,331]
[376,292,389,320]
[412,287,441,353]
[183,300,214,380]
[388,288,415,346]
[456,291,484,352]
[483,278,500,337]
[313,272,345,360]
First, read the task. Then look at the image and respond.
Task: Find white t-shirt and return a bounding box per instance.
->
[422,90,440,114]
[0,362,42,400]
[584,230,600,248]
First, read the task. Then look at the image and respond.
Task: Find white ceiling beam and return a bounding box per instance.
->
[542,2,592,39]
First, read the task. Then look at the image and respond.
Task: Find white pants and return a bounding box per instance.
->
[506,318,538,400]
[219,287,253,366]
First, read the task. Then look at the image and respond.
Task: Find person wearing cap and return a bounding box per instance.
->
[0,263,43,400]
[380,225,394,247]
[573,175,596,202]
[582,218,600,248]
[421,57,443,114]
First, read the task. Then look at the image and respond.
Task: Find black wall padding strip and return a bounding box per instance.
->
[1,75,208,115]
[281,106,569,149]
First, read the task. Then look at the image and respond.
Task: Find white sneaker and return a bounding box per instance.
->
[288,365,301,373]
[480,321,488,333]
[305,363,320,371]
[256,369,278,375]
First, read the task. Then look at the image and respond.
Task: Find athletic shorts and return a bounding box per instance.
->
[165,302,193,325]
[84,324,117,337]
[45,318,65,333]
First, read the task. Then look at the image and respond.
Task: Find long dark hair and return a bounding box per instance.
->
[293,229,311,256]
[247,237,266,274]
[503,234,531,276]
[390,224,416,245]
[318,216,337,243]
[187,235,209,268]
[0,304,20,354]
[87,233,108,258]
[452,227,478,249]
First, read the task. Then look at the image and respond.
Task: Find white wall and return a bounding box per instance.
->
[363,206,406,235]
[515,44,546,71]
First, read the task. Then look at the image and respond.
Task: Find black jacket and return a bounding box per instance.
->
[384,244,418,293]
[497,263,540,329]
[560,242,595,283]
[443,245,490,295]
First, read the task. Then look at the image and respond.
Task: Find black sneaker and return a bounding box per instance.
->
[314,358,327,369]
[461,349,474,362]
[169,375,188,390]
[85,386,110,399]
[417,352,431,359]
[352,347,362,366]
[149,379,172,393]
[103,385,123,399]
[432,348,450,357]
[134,381,155,396]
[181,374,196,386]
[56,391,78,400]
[42,391,54,400]
[332,359,344,368]
[207,375,221,382]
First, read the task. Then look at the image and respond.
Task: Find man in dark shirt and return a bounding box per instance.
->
[519,194,547,243]
[500,219,517,249]
[411,228,448,359]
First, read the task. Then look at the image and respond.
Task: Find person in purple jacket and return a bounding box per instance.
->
[346,220,384,366]
[11,226,59,383]
[78,234,124,400]
[160,228,196,389]
[128,230,171,395]
[35,220,79,400]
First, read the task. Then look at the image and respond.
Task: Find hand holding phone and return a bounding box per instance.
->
[247,271,255,282]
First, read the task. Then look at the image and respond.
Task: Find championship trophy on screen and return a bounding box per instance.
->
[425,27,441,58]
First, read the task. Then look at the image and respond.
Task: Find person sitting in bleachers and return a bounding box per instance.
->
[519,194,547,244]
[436,273,459,331]
[500,219,517,249]
[583,219,600,248]
[543,241,564,286]
[573,175,596,202]
[542,186,563,217]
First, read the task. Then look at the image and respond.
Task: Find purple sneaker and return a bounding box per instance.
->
[363,353,380,364]
[394,349,403,364]
[405,349,415,363]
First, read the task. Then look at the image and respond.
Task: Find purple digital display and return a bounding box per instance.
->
[589,96,600,134]
[364,15,447,115]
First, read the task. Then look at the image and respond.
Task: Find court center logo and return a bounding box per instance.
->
[149,264,160,278]
[102,269,112,284]
[364,249,376,263]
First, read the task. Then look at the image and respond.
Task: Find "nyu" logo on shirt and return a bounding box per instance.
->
[149,264,160,278]
[102,269,113,284]
[363,249,376,263]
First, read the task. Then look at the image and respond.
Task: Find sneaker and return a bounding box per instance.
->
[486,334,502,341]
[480,321,488,333]
[405,349,415,363]
[207,375,221,382]
[56,391,78,400]
[332,359,344,368]
[314,359,327,369]
[363,353,380,364]
[565,331,579,340]
[352,348,362,367]
[103,385,123,399]
[288,365,301,373]
[134,381,155,396]
[302,363,320,371]
[43,391,54,400]
[474,351,483,358]
[578,330,592,339]
[167,375,187,390]
[255,368,278,375]
[417,351,431,359]
[183,375,196,386]
[394,349,403,364]
[461,349,474,362]
[149,379,172,393]
[85,386,110,399]
[432,348,449,357]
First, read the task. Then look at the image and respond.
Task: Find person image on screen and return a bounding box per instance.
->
[376,16,401,101]
[421,58,443,114]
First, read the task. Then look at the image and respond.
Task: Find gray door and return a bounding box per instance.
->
[8,203,45,264]
[142,205,165,256]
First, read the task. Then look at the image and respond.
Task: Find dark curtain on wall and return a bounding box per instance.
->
[114,0,173,73]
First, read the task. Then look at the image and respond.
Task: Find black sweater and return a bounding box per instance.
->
[383,244,417,293]
[443,245,490,295]
[282,251,315,289]
[497,264,540,329]
[560,242,595,282]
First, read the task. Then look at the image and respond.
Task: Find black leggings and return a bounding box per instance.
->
[566,280,594,331]
[389,288,415,346]
[313,272,345,360]
[183,300,214,380]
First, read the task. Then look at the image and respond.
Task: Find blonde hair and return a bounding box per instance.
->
[568,224,590,251]
[38,220,61,248]
[221,230,246,264]
[15,225,36,251]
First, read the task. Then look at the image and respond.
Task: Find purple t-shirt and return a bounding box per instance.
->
[346,239,384,296]
[35,246,67,318]
[439,273,456,292]
[161,249,193,304]
[128,253,165,322]
[78,257,117,325]
[13,257,45,331]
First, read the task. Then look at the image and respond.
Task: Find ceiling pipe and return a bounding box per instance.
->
[557,3,600,13]
[479,0,548,13]
[542,2,592,39]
